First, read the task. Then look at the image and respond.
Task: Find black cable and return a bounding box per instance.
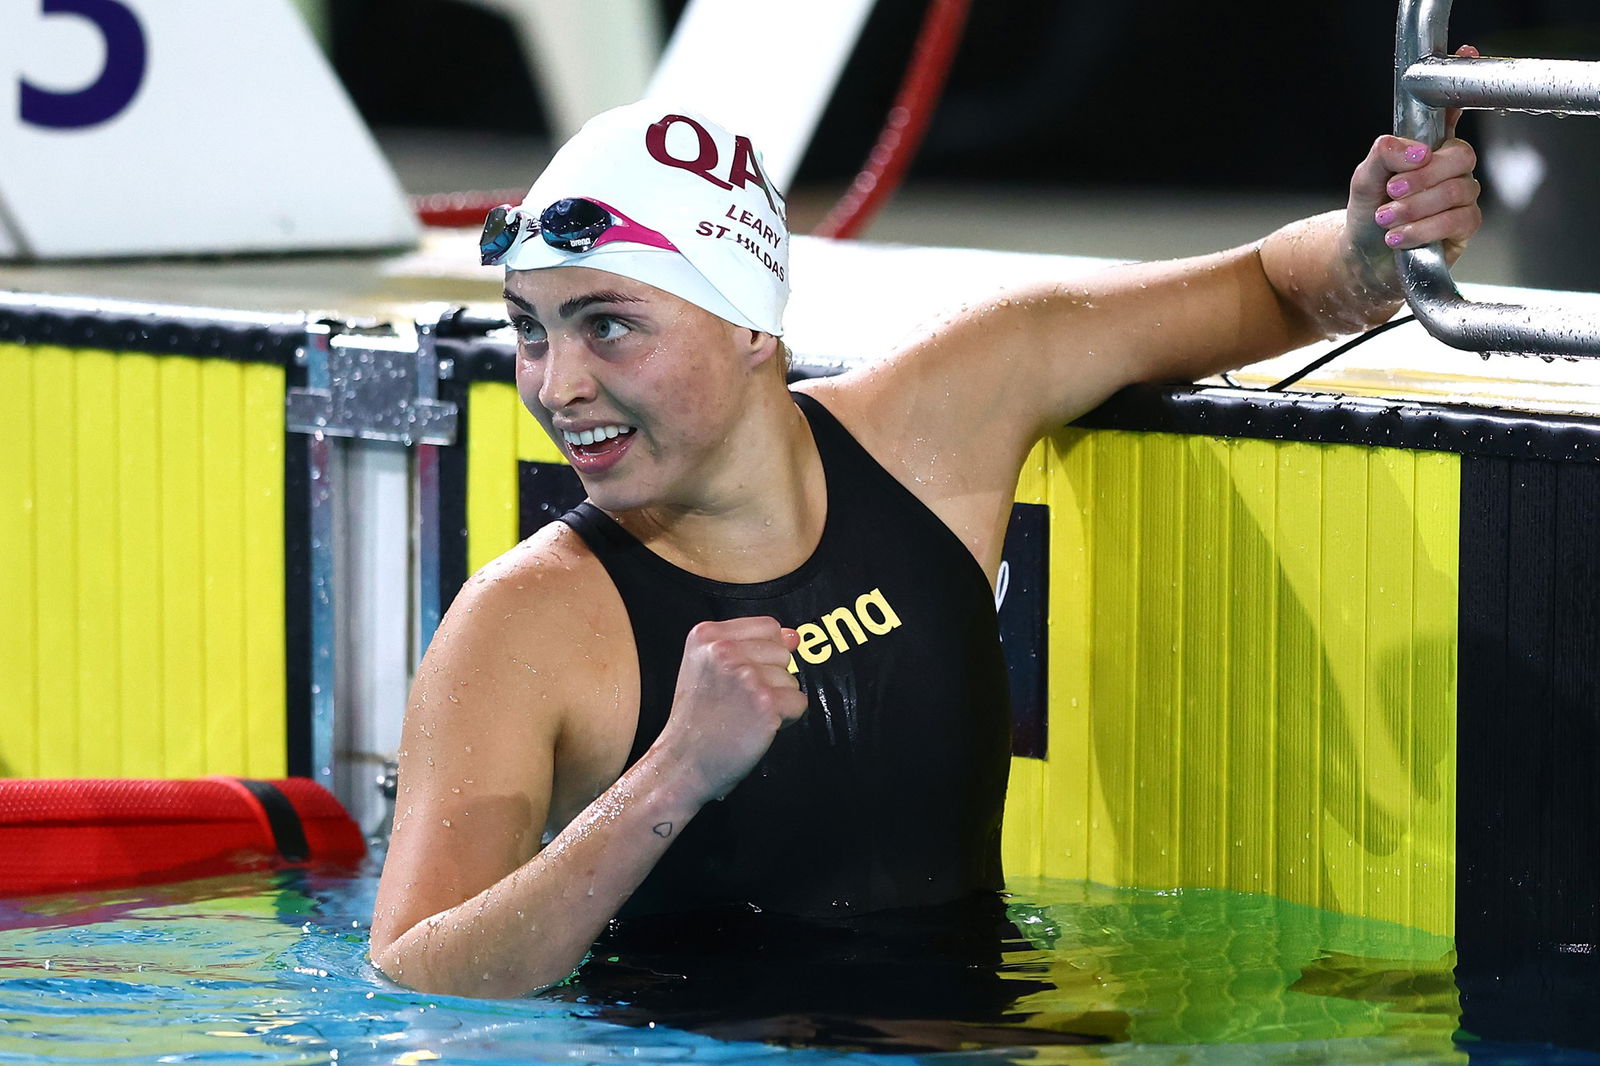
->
[1264,314,1417,392]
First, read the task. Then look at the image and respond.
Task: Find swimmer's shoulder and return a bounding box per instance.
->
[791,354,1025,578]
[422,520,632,727]
[789,370,931,490]
[789,374,876,447]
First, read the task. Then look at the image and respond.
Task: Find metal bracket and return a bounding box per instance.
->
[287,328,458,445]
[1396,0,1600,357]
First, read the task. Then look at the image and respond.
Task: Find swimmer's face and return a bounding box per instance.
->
[505,266,775,513]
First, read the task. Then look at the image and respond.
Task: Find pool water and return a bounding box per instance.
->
[0,863,1595,1066]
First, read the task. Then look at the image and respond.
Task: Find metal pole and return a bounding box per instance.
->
[303,325,339,787]
[414,317,446,657]
[1394,0,1600,357]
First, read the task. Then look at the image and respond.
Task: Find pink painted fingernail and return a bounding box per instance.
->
[1375,206,1397,227]
[1387,177,1411,197]
[1385,230,1405,247]
[1405,144,1428,164]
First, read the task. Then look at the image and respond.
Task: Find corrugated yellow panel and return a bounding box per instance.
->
[467,382,521,572]
[1411,452,1459,935]
[242,363,288,777]
[0,344,38,778]
[33,346,79,773]
[1050,431,1098,879]
[1225,441,1278,897]
[1364,449,1421,923]
[160,356,206,777]
[1040,428,1095,881]
[1088,431,1140,887]
[1178,436,1232,890]
[1033,429,1457,936]
[200,360,249,775]
[1001,756,1045,876]
[117,353,164,775]
[8,344,287,780]
[1318,447,1372,918]
[1272,442,1324,907]
[74,350,122,775]
[1131,433,1184,888]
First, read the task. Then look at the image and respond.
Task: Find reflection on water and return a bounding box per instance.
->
[0,866,1590,1065]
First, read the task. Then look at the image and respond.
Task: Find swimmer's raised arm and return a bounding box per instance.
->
[369,531,805,998]
[813,119,1480,577]
[892,132,1476,429]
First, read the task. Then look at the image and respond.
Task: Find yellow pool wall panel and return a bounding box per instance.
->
[465,381,565,574]
[1001,428,1459,936]
[0,342,288,780]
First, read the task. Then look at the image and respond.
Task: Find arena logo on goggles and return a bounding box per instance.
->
[645,114,785,223]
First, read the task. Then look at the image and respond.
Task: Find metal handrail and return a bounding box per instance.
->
[1395,0,1600,356]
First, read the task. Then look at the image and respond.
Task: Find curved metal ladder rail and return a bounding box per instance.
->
[1396,0,1600,356]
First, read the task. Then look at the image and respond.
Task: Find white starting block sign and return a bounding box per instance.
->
[649,0,878,191]
[0,0,417,260]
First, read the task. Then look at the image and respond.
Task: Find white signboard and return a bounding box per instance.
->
[648,0,878,190]
[0,0,417,259]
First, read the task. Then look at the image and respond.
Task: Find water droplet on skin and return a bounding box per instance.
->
[442,818,452,827]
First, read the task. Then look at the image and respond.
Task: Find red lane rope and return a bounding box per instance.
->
[412,0,972,239]
[811,0,972,240]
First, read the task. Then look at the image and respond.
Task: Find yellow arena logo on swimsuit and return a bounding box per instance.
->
[786,588,903,673]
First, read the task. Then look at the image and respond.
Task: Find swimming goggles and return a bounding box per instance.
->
[480,197,679,266]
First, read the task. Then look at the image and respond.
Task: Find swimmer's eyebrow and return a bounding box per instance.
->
[501,289,644,320]
[557,291,643,319]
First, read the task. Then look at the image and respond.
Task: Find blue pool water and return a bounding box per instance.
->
[1,862,1596,1065]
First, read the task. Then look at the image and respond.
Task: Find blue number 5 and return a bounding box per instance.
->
[21,0,147,129]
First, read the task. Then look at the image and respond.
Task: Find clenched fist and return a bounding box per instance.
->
[655,617,808,805]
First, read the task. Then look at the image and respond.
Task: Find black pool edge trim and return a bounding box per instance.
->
[1073,383,1600,463]
[439,336,1600,464]
[283,354,313,779]
[0,297,301,364]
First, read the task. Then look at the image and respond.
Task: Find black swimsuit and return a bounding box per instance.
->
[559,391,1012,918]
[551,394,1105,1049]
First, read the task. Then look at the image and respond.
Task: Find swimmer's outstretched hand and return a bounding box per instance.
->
[1346,44,1483,274]
[658,618,807,804]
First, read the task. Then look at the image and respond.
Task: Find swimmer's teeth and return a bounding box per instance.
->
[562,425,634,447]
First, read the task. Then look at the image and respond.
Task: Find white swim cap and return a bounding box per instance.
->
[492,101,789,337]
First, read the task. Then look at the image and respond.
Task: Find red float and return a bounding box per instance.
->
[0,777,365,897]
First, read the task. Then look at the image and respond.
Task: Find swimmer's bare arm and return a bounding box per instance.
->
[809,125,1480,570]
[369,535,805,998]
[912,131,1477,436]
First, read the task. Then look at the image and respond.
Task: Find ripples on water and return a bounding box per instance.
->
[0,865,1593,1065]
